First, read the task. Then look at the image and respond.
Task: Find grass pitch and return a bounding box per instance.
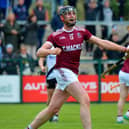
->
[0,103,129,129]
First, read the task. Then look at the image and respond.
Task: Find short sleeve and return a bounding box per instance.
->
[47,34,56,46]
[83,29,92,40]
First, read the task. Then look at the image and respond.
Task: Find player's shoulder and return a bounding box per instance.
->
[74,26,86,32]
[51,28,64,37]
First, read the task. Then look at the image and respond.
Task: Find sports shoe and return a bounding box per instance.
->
[52,115,59,122]
[49,117,53,122]
[49,115,59,122]
[116,120,124,124]
[116,116,124,124]
[123,115,129,120]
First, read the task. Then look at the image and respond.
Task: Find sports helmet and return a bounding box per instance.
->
[59,6,76,16]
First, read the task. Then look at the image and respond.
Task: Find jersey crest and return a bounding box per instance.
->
[69,33,74,40]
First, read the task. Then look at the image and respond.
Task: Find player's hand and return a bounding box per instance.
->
[51,47,62,55]
[125,47,129,59]
[126,47,129,52]
[38,57,46,72]
[40,66,46,72]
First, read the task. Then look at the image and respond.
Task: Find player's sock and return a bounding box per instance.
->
[117,115,123,123]
[26,125,33,129]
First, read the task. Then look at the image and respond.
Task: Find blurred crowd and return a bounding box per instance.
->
[0,0,129,75]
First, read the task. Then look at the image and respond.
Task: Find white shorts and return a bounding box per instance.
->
[119,70,129,86]
[47,70,56,80]
[54,68,79,91]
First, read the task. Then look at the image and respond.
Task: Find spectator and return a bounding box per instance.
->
[13,0,29,44]
[13,0,28,21]
[0,21,4,39]
[118,0,125,21]
[16,44,34,75]
[84,0,99,53]
[93,46,107,74]
[109,31,129,46]
[3,44,18,75]
[32,0,49,48]
[0,21,4,31]
[106,32,129,74]
[67,0,78,8]
[84,0,90,5]
[108,24,118,41]
[56,0,64,6]
[51,6,63,32]
[0,0,10,19]
[97,0,103,4]
[109,24,129,42]
[24,0,32,10]
[23,14,39,60]
[0,36,5,74]
[98,0,113,39]
[3,12,20,52]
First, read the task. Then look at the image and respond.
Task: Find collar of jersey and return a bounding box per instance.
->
[62,27,75,33]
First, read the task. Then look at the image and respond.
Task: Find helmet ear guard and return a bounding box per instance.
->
[60,15,64,22]
[59,6,76,16]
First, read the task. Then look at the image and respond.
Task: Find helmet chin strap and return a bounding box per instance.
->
[66,21,76,27]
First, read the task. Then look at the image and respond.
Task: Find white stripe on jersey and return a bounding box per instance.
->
[46,54,56,72]
[46,41,54,47]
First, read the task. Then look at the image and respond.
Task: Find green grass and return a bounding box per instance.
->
[0,103,129,129]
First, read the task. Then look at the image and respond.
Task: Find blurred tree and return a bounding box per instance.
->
[124,0,129,20]
[110,0,119,20]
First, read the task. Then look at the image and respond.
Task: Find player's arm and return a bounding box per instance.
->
[88,35,129,52]
[37,41,62,58]
[38,57,46,72]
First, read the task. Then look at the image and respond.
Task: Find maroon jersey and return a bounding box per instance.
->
[121,57,129,73]
[121,44,129,73]
[47,26,92,74]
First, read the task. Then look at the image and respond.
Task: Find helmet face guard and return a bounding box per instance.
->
[59,6,76,16]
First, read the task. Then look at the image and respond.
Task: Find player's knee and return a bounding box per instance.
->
[122,95,128,100]
[80,94,90,106]
[48,105,60,114]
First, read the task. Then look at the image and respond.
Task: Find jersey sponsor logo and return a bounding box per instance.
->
[59,36,66,40]
[62,43,82,51]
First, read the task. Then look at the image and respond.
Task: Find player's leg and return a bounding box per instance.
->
[66,81,91,129]
[26,89,69,129]
[46,78,56,105]
[46,79,59,121]
[54,68,91,129]
[117,83,128,123]
[123,87,129,120]
[47,88,54,105]
[47,88,58,122]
